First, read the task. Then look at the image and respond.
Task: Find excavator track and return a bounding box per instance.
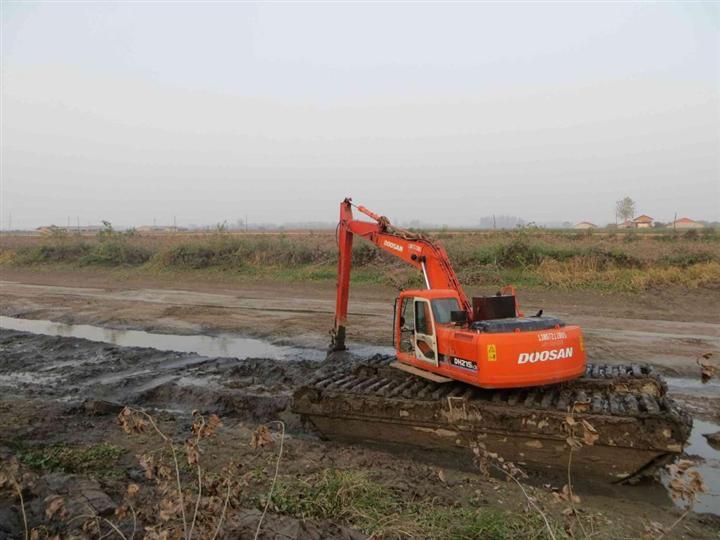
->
[292,357,690,483]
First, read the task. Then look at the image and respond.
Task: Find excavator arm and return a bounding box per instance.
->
[332,198,471,351]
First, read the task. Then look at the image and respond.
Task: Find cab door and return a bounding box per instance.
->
[413,298,439,366]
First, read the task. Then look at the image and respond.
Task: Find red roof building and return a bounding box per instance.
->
[672,217,704,229]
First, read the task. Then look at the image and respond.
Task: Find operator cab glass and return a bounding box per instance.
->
[398,297,414,353]
[430,298,461,324]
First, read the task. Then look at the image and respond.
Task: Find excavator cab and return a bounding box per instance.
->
[395,290,463,369]
[393,288,586,388]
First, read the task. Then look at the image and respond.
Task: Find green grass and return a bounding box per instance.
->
[263,469,564,539]
[16,442,124,478]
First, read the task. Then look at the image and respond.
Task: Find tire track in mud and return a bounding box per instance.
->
[0,329,340,423]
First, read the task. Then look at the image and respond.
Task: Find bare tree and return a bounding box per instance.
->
[615,197,636,224]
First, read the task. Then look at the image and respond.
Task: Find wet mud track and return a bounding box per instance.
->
[0,329,336,423]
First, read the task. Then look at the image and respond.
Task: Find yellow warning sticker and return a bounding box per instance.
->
[579,334,584,352]
[487,344,497,361]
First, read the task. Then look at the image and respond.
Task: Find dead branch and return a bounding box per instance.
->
[14,480,28,540]
[655,508,691,540]
[565,406,590,539]
[188,414,205,540]
[488,462,557,540]
[67,514,128,540]
[254,421,286,540]
[210,475,233,540]
[123,407,189,539]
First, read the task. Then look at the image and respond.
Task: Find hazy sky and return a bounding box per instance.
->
[1,2,718,228]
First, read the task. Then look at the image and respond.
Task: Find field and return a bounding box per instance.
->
[2,227,720,293]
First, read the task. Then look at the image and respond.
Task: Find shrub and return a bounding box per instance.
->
[159,242,234,269]
[15,242,91,264]
[156,236,334,269]
[351,242,381,266]
[585,247,642,269]
[80,240,152,266]
[659,251,718,268]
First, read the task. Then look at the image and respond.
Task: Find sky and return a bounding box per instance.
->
[1,1,718,229]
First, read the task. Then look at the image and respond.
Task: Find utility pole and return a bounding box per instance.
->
[245,214,248,233]
[673,212,677,232]
[76,216,80,233]
[492,214,496,230]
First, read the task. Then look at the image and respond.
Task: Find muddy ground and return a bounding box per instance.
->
[1,268,719,539]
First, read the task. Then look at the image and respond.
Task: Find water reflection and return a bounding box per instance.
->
[684,419,720,515]
[0,316,329,361]
[666,376,720,398]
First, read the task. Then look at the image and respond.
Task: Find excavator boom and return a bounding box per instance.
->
[333,198,470,351]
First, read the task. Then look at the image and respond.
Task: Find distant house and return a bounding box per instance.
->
[574,221,597,230]
[137,225,185,233]
[631,215,654,229]
[672,217,704,229]
[36,225,102,234]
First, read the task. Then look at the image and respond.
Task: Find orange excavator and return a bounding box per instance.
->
[331,198,586,389]
[292,198,691,482]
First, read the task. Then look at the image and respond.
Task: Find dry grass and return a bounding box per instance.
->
[536,259,720,292]
[1,228,718,292]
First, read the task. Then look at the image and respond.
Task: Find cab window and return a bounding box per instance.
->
[400,298,414,330]
[415,300,434,335]
[431,298,460,324]
[398,298,414,352]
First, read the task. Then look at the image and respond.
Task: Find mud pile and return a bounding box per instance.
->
[0,329,338,420]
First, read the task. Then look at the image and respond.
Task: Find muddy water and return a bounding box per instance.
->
[0,315,328,361]
[662,419,720,515]
[666,376,720,398]
[664,379,720,514]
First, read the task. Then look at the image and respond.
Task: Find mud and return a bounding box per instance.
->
[705,431,720,451]
[0,329,329,421]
